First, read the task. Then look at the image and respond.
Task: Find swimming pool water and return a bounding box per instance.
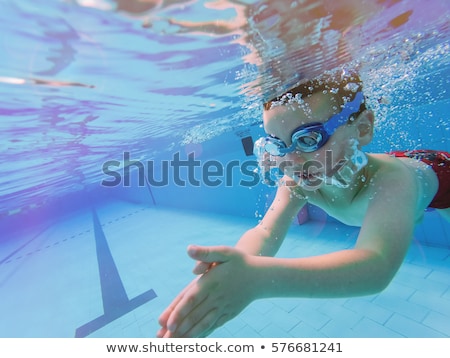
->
[1,200,449,337]
[1,0,449,338]
[1,0,449,215]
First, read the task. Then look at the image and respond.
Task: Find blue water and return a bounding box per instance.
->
[0,0,449,337]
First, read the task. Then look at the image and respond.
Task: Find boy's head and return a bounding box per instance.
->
[256,70,374,189]
[263,70,366,113]
[261,70,374,154]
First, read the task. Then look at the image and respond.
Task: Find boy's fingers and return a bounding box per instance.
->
[158,291,184,325]
[177,308,219,338]
[162,329,173,338]
[187,245,235,263]
[166,282,210,334]
[158,306,174,326]
[158,279,198,326]
[193,261,211,275]
[156,327,168,338]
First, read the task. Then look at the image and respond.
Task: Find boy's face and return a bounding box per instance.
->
[262,91,356,189]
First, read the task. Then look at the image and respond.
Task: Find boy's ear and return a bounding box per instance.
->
[354,110,374,146]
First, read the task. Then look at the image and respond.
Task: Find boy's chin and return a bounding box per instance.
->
[289,171,355,190]
[290,174,325,191]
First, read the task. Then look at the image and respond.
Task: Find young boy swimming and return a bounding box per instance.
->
[157,70,450,338]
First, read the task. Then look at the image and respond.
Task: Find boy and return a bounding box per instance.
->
[157,70,450,338]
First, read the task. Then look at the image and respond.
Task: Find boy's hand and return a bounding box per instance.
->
[157,245,256,338]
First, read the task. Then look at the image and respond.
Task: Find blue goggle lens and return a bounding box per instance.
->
[263,127,328,156]
[257,91,364,157]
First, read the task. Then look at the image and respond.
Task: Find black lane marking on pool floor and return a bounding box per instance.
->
[74,208,157,338]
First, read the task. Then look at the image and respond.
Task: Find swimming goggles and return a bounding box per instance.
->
[257,91,365,156]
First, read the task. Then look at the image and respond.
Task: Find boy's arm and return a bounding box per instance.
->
[158,180,305,336]
[250,165,419,298]
[191,178,306,275]
[235,179,307,256]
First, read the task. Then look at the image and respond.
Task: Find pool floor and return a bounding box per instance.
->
[0,200,449,338]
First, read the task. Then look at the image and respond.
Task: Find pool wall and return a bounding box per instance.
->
[104,121,450,249]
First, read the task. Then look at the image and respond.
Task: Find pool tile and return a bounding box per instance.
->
[290,303,330,330]
[343,298,392,325]
[260,305,301,332]
[372,294,429,322]
[386,313,445,337]
[239,306,272,333]
[319,319,358,338]
[442,287,450,301]
[409,291,450,318]
[395,270,448,296]
[289,321,328,338]
[317,301,362,327]
[229,325,262,338]
[422,311,450,336]
[352,317,403,338]
[259,322,294,338]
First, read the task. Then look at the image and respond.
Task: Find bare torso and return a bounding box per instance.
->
[291,153,439,227]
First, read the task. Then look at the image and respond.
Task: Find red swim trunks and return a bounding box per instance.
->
[389,150,450,209]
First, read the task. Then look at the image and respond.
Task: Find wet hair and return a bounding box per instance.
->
[263,70,367,121]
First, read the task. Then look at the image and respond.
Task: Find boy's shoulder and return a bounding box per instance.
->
[295,153,418,226]
[366,152,430,177]
[363,152,421,188]
[364,152,438,219]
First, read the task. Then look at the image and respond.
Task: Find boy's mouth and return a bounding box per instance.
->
[293,170,324,182]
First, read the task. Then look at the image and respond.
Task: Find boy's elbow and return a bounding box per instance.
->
[365,248,405,295]
[356,275,391,297]
[367,262,399,295]
[369,275,392,295]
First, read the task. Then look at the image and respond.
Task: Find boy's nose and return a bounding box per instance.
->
[282,151,307,164]
[275,152,304,171]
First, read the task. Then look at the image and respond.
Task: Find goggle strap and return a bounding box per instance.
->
[323,91,364,134]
